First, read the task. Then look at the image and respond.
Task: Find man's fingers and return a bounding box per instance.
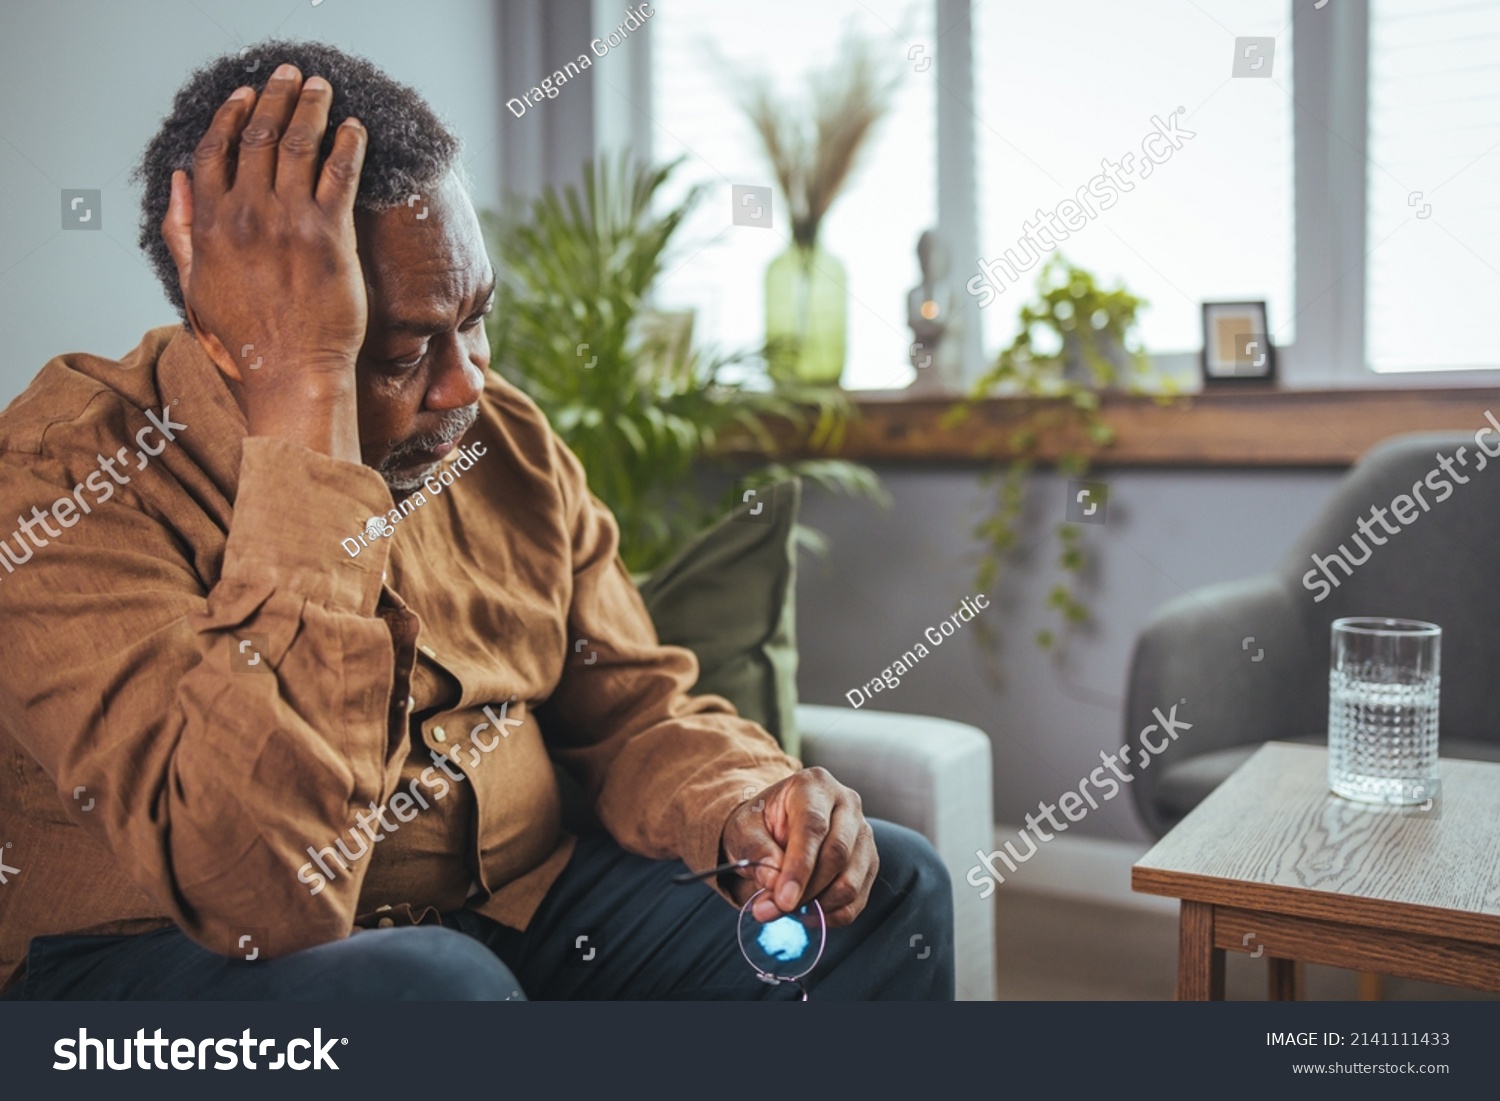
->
[820,841,881,929]
[191,86,255,201]
[804,804,864,906]
[234,63,304,194]
[275,75,333,196]
[804,812,873,914]
[770,778,835,914]
[721,805,783,908]
[315,117,367,213]
[728,864,778,910]
[819,824,879,924]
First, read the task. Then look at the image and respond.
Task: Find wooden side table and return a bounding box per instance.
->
[1132,743,1500,1000]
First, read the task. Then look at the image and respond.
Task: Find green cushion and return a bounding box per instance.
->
[636,479,801,757]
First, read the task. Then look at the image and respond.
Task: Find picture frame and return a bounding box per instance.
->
[1200,301,1276,386]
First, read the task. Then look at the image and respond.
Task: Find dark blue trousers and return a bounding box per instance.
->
[4,819,953,1001]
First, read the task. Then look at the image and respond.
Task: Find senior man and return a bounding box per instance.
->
[0,41,952,1001]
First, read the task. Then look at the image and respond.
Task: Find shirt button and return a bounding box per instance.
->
[407,696,415,711]
[433,726,446,742]
[376,904,393,912]
[420,644,437,659]
[377,917,395,929]
[381,570,388,584]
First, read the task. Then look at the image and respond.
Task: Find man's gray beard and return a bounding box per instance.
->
[375,404,479,496]
[383,465,432,496]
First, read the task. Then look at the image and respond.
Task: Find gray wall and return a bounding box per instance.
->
[0,0,506,399]
[794,464,1345,844]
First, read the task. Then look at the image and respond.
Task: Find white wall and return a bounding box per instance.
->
[0,0,505,402]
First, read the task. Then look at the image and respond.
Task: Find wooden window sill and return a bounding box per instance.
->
[718,386,1500,468]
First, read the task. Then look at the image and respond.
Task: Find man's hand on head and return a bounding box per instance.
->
[159,63,368,465]
[719,768,879,929]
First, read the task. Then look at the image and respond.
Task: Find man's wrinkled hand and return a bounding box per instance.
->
[719,768,878,929]
[159,63,368,462]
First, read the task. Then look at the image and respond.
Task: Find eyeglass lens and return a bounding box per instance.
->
[737,888,826,989]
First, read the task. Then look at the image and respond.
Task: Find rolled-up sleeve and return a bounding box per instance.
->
[0,435,407,959]
[536,433,798,887]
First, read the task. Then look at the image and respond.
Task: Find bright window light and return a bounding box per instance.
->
[650,1,936,390]
[973,0,1295,360]
[1366,0,1500,373]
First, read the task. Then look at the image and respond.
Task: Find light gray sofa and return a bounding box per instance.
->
[796,703,996,1001]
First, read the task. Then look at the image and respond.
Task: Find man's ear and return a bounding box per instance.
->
[163,168,242,381]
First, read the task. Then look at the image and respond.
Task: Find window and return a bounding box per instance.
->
[972,0,1296,361]
[1366,0,1500,372]
[631,0,1493,390]
[650,0,936,390]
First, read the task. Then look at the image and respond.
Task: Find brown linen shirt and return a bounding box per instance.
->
[0,325,799,993]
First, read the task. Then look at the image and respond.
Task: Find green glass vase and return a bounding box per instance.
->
[765,244,847,386]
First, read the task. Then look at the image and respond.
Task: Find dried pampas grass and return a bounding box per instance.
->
[730,29,903,249]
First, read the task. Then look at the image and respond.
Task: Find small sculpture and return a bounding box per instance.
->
[906,230,962,392]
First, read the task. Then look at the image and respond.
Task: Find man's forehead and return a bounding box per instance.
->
[375,270,497,335]
[357,174,491,312]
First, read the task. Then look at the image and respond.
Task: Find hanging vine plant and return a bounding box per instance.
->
[948,254,1178,670]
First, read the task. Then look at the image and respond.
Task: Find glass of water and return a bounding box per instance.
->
[1328,618,1441,804]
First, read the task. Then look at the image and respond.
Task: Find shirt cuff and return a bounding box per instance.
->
[222,437,394,612]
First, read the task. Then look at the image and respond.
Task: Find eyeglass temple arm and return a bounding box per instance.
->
[671,857,776,885]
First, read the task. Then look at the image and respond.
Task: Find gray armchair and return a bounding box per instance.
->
[1126,430,1500,839]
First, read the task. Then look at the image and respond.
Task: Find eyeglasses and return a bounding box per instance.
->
[673,858,827,1000]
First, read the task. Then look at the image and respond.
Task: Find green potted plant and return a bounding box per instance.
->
[483,155,885,575]
[732,30,900,386]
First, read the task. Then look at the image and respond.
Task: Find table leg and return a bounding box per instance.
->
[1268,958,1301,1000]
[1178,900,1225,1000]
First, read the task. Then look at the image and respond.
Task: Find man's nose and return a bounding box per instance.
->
[427,336,486,411]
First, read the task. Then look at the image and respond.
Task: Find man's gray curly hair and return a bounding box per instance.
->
[132,39,467,320]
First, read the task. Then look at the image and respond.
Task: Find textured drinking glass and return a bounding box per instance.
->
[1328,618,1440,804]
